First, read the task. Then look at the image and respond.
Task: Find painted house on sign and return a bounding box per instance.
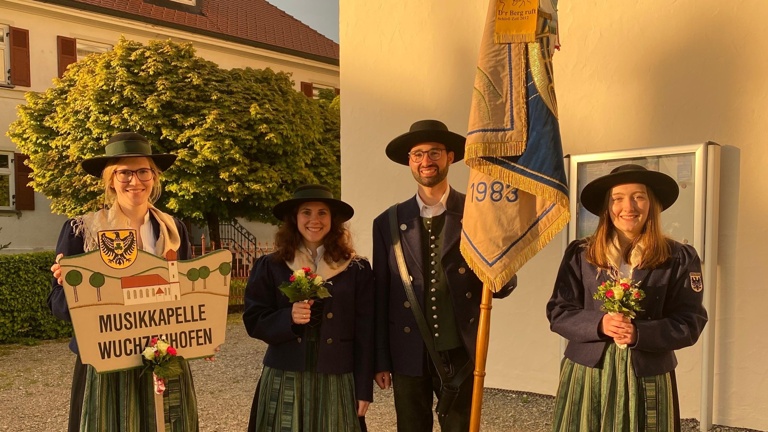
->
[121,251,180,305]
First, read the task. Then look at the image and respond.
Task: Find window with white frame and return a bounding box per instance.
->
[0,152,13,209]
[170,0,197,5]
[76,39,112,61]
[0,25,9,85]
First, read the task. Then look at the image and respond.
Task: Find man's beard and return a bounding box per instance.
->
[412,165,449,187]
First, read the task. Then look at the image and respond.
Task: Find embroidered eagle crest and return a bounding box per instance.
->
[98,230,138,269]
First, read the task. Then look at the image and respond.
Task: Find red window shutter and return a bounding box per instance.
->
[57,36,77,78]
[300,81,314,97]
[9,27,31,87]
[14,153,35,211]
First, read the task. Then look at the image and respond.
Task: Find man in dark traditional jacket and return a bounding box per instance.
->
[372,119,517,432]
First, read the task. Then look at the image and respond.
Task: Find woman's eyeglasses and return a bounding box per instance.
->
[407,148,445,163]
[113,168,155,183]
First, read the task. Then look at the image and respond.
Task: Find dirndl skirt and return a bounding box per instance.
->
[75,358,198,432]
[552,343,680,432]
[249,326,361,432]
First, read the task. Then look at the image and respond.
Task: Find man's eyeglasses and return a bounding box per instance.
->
[407,148,445,163]
[114,168,155,183]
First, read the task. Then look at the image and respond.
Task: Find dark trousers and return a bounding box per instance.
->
[392,347,474,432]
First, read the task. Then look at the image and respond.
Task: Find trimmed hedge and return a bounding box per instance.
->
[0,251,73,343]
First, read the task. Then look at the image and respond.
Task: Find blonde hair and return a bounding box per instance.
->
[101,157,163,206]
[585,186,671,269]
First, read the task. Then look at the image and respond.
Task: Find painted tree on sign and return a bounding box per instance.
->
[7,37,340,245]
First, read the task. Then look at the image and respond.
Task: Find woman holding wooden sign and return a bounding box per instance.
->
[243,184,375,432]
[49,132,198,431]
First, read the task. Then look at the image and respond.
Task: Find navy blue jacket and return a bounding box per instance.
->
[48,215,192,354]
[372,188,517,377]
[242,254,375,402]
[546,239,708,377]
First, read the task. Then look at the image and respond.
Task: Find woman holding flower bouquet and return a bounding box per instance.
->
[48,132,199,431]
[243,184,374,432]
[546,164,708,431]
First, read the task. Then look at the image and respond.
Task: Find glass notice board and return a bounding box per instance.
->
[567,144,709,256]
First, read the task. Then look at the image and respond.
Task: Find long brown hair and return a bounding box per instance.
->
[585,186,670,269]
[273,203,354,264]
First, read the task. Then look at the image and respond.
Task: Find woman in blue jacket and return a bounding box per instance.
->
[243,184,374,432]
[547,164,708,431]
[49,132,198,431]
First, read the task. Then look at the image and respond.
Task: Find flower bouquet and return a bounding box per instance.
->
[141,337,184,394]
[278,267,332,303]
[593,278,645,348]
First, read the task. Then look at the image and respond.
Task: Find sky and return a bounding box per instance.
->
[266,0,339,43]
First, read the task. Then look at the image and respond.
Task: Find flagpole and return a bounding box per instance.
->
[469,284,493,432]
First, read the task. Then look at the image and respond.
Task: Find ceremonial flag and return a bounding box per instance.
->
[460,0,569,292]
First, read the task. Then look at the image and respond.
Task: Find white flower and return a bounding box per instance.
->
[312,275,323,286]
[293,269,306,278]
[156,339,170,355]
[142,346,157,361]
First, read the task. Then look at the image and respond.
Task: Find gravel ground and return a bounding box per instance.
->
[0,315,761,432]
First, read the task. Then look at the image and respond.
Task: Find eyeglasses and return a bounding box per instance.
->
[113,168,155,183]
[407,148,445,163]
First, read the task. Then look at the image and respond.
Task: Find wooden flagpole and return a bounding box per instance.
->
[469,285,494,432]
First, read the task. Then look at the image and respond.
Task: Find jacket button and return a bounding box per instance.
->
[459,267,466,274]
[400,224,407,231]
[326,312,333,319]
[326,338,333,344]
[466,292,472,299]
[404,327,411,333]
[469,318,475,324]
[297,337,302,343]
[404,301,411,308]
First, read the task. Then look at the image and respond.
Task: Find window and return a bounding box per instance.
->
[0,152,13,210]
[0,152,34,211]
[58,37,112,78]
[1,25,31,87]
[300,82,340,99]
[170,0,197,5]
[0,26,8,84]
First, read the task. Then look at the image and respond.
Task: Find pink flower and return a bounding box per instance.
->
[620,283,630,290]
[167,346,177,356]
[289,275,296,282]
[634,291,642,299]
[606,290,615,299]
[151,337,158,346]
[302,267,311,273]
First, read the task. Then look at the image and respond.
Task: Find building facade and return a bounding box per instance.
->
[0,0,339,253]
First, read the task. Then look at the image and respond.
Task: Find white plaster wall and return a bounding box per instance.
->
[341,0,768,430]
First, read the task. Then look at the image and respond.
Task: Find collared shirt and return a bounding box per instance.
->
[300,244,326,268]
[415,187,450,218]
[139,211,157,254]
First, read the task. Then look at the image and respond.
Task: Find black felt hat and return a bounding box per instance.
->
[273,184,354,222]
[81,132,177,177]
[385,119,465,165]
[580,164,679,215]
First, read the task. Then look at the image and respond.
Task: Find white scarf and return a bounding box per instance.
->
[72,203,180,255]
[286,247,355,281]
[604,234,645,279]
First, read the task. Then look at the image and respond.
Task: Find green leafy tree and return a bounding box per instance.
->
[65,270,82,302]
[7,37,340,245]
[89,272,106,302]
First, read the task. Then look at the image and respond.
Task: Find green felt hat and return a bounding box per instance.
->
[81,132,177,177]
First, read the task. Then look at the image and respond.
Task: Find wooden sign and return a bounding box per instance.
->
[59,232,232,372]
